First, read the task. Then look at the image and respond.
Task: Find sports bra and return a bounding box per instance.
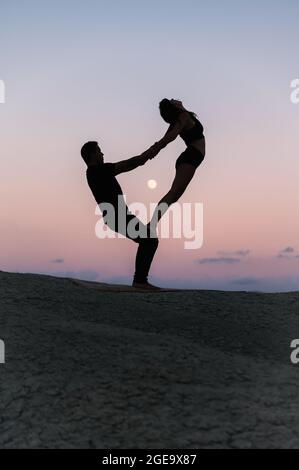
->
[180,113,205,146]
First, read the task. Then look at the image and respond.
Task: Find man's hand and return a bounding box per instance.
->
[140,143,161,161]
[138,153,151,165]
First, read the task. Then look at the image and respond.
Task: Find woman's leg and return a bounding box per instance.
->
[150,163,196,226]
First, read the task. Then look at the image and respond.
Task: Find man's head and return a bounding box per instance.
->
[81,141,104,166]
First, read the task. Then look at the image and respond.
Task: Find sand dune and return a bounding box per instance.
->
[1,270,299,449]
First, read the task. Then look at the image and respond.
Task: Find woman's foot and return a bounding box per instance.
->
[132,281,161,290]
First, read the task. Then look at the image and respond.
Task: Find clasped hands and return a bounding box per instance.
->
[140,142,162,163]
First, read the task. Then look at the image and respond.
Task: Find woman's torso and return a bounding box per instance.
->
[179,112,206,156]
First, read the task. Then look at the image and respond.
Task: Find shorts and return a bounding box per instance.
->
[175,146,205,170]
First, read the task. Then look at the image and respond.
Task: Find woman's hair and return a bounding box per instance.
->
[159,98,197,124]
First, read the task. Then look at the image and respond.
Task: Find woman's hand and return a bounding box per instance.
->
[138,152,151,164]
[140,143,161,161]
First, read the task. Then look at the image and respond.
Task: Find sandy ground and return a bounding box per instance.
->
[1,270,299,449]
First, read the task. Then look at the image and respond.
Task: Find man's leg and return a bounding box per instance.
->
[133,237,159,285]
[125,214,159,287]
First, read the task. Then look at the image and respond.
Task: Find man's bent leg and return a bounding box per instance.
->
[125,214,159,284]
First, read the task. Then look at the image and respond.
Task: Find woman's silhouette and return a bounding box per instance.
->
[146,98,205,226]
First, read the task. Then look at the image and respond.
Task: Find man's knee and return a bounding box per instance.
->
[151,237,159,247]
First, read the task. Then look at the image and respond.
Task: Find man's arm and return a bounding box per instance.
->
[114,153,149,176]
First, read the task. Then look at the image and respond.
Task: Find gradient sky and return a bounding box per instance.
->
[1,0,299,291]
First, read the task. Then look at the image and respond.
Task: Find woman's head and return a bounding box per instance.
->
[159,98,196,123]
[159,98,183,124]
[170,99,183,108]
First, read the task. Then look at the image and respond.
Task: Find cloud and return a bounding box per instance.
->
[277,247,299,259]
[196,257,241,265]
[230,277,260,286]
[281,246,295,254]
[218,250,250,257]
[26,269,299,293]
[52,270,100,282]
[227,276,299,292]
[51,258,65,264]
[83,274,299,292]
[152,275,299,292]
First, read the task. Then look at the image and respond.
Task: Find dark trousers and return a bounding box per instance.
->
[105,211,159,283]
[126,214,159,283]
[133,237,159,283]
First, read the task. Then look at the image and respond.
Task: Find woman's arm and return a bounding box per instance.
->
[154,113,188,151]
[140,113,188,161]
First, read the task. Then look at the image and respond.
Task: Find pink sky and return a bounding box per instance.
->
[1,1,299,291]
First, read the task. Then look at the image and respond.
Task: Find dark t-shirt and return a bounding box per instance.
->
[86,163,123,206]
[86,162,151,240]
[86,162,130,233]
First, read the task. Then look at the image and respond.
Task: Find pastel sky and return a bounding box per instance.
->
[1,0,299,291]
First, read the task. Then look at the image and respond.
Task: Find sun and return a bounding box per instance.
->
[147,179,157,189]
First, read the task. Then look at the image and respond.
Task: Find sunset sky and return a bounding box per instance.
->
[1,0,299,291]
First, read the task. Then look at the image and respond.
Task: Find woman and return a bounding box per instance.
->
[145,98,206,227]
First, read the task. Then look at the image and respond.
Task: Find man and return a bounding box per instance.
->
[81,141,160,290]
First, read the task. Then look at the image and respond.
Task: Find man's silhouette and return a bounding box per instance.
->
[82,141,159,290]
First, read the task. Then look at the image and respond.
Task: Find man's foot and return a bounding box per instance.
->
[132,281,161,290]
